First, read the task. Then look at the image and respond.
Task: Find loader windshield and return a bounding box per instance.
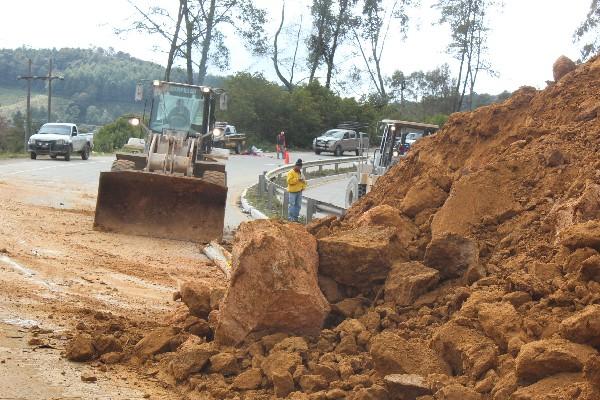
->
[149,83,205,133]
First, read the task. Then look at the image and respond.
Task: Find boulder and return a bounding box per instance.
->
[355,204,419,244]
[384,261,439,306]
[332,298,365,318]
[370,331,451,376]
[93,334,122,355]
[134,327,181,358]
[580,255,600,282]
[318,225,407,287]
[183,316,212,338]
[515,339,597,383]
[510,372,596,400]
[232,368,263,390]
[560,305,600,347]
[318,275,343,303]
[424,233,479,280]
[434,384,482,400]
[400,180,448,218]
[384,374,432,400]
[352,384,389,400]
[553,55,576,81]
[432,321,498,379]
[559,220,600,251]
[66,334,96,362]
[262,350,303,381]
[272,371,295,398]
[99,351,122,364]
[209,352,240,375]
[168,344,216,381]
[215,220,330,345]
[299,374,329,393]
[584,355,600,387]
[477,302,523,351]
[179,281,213,318]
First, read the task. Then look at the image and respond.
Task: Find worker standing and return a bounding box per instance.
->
[286,159,306,222]
[276,131,286,160]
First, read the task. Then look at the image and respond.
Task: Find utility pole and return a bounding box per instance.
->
[17,59,34,152]
[36,59,64,123]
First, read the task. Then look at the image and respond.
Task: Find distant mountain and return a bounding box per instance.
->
[0,47,224,125]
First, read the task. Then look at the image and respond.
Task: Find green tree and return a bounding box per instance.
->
[575,0,600,60]
[94,117,144,152]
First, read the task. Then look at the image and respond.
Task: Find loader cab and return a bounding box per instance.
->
[149,81,216,138]
[374,120,439,173]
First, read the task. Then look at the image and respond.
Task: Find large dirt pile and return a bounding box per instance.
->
[66,55,600,399]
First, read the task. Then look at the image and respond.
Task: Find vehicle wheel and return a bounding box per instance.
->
[30,152,37,160]
[110,160,136,172]
[50,155,57,159]
[315,150,321,155]
[235,142,242,155]
[81,145,90,160]
[334,146,343,157]
[358,183,367,199]
[202,171,227,187]
[64,147,71,161]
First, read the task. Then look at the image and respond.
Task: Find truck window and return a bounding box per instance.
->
[349,132,356,139]
[343,132,349,139]
[72,126,77,135]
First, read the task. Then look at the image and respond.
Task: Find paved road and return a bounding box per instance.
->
[0,151,353,230]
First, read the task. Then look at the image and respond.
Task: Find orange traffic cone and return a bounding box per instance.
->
[284,150,290,164]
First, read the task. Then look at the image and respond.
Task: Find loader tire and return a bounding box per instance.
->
[202,171,226,187]
[111,160,136,172]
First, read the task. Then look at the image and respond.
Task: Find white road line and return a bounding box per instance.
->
[0,160,110,176]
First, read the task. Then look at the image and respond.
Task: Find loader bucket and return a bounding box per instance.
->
[93,170,227,243]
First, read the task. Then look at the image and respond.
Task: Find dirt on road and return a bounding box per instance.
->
[0,177,228,399]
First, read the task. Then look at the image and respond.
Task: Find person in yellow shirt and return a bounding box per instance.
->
[286,159,306,222]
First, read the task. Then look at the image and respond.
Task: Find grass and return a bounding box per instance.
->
[244,184,285,219]
[0,151,27,159]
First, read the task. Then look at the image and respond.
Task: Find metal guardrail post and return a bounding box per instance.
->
[258,173,265,198]
[335,163,339,173]
[267,182,274,211]
[318,165,323,174]
[306,198,316,223]
[283,191,289,219]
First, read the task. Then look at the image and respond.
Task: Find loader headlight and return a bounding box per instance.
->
[129,117,140,126]
[393,151,399,157]
[212,128,224,139]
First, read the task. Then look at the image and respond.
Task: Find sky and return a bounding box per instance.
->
[0,0,592,96]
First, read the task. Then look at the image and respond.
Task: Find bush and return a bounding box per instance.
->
[94,117,144,152]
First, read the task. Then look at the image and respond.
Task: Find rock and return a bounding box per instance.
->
[334,318,366,337]
[559,220,600,251]
[262,350,303,381]
[209,287,226,310]
[553,55,576,81]
[93,334,122,355]
[311,363,339,381]
[99,351,122,364]
[80,372,97,383]
[434,384,482,400]
[209,352,239,375]
[580,255,600,282]
[510,372,593,400]
[559,305,600,347]
[318,275,343,303]
[66,334,96,362]
[355,204,419,244]
[299,374,329,393]
[332,298,365,318]
[272,337,309,356]
[400,181,448,218]
[180,281,213,318]
[546,149,565,167]
[352,384,389,400]
[584,355,600,387]
[502,291,532,307]
[272,371,295,398]
[306,216,337,237]
[325,388,347,399]
[261,332,289,351]
[477,302,523,351]
[232,368,263,390]
[215,220,330,345]
[168,344,216,381]
[370,331,451,376]
[432,321,498,379]
[384,374,432,400]
[184,316,212,338]
[515,339,597,383]
[335,335,359,355]
[134,327,181,358]
[424,233,479,280]
[318,225,407,287]
[384,261,439,306]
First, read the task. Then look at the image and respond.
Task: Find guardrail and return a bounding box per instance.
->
[255,156,366,223]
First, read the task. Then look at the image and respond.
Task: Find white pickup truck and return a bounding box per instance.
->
[27,123,93,161]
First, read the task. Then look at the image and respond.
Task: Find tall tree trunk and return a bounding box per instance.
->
[309,3,327,83]
[197,0,216,85]
[165,0,185,81]
[273,2,293,91]
[325,0,348,88]
[183,0,194,84]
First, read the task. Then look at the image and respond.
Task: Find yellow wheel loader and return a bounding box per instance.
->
[94,80,228,243]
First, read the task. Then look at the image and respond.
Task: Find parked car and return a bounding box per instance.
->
[212,122,246,154]
[313,129,369,156]
[27,123,93,161]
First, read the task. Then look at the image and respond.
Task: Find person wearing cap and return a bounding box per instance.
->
[286,159,306,222]
[276,131,286,159]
